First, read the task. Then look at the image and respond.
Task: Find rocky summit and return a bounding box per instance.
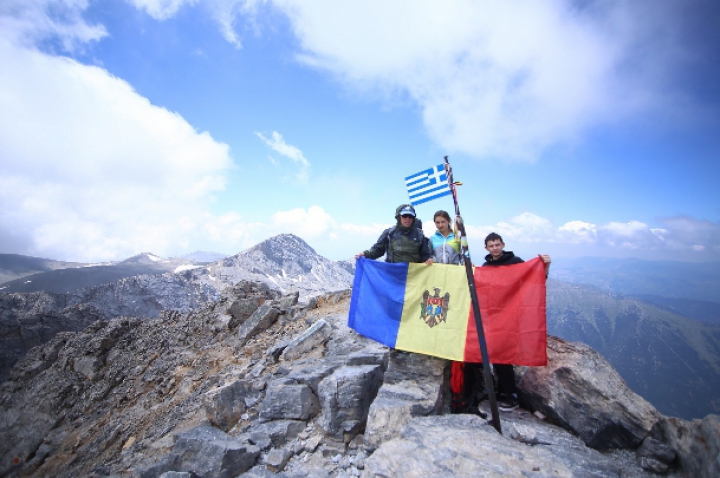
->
[1,282,719,477]
[0,234,354,383]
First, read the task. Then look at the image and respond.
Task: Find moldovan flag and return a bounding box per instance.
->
[348,257,547,366]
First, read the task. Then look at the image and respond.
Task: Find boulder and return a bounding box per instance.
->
[652,414,720,478]
[284,359,339,395]
[519,336,662,449]
[235,303,280,348]
[203,380,253,432]
[317,364,384,440]
[274,291,300,310]
[246,420,306,448]
[363,414,574,477]
[263,447,293,472]
[259,382,320,421]
[149,425,260,478]
[281,318,332,361]
[363,350,450,451]
[635,436,676,473]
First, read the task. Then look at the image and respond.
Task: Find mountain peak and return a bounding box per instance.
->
[250,234,318,256]
[203,233,352,300]
[120,253,165,264]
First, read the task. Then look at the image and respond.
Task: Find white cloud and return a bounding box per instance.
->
[559,221,598,243]
[205,0,265,48]
[255,131,311,182]
[248,0,695,161]
[469,212,556,244]
[125,0,264,47]
[124,0,199,21]
[0,0,107,52]
[271,205,332,239]
[193,206,387,260]
[49,0,703,164]
[599,220,649,237]
[55,0,704,164]
[0,38,233,261]
[461,213,720,260]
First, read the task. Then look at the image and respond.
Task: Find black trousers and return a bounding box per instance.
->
[494,363,517,396]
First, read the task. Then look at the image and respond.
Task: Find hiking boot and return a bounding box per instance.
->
[497,394,519,412]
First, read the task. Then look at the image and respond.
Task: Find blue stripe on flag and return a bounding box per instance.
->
[348,258,408,347]
[405,164,451,206]
[411,190,453,205]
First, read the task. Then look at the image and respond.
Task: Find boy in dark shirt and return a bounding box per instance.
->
[483,232,551,411]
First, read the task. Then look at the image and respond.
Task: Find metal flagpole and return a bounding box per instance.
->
[443,156,502,434]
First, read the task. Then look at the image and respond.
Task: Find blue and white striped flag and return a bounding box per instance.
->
[405,164,452,206]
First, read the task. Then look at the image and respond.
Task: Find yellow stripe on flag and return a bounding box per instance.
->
[395,263,471,361]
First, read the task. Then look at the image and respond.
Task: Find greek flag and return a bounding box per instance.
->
[405,164,452,205]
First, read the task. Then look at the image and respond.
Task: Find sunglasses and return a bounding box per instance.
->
[401,214,414,219]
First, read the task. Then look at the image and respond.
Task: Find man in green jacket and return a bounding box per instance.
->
[356,204,433,265]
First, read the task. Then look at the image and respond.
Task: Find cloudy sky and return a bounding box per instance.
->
[1,0,719,263]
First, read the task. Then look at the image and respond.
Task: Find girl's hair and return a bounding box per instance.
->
[433,210,452,223]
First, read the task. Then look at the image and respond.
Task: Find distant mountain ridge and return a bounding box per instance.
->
[629,294,720,326]
[0,253,200,294]
[551,256,720,302]
[547,280,720,419]
[0,254,84,285]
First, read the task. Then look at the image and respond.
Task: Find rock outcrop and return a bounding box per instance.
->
[1,283,719,477]
[0,235,353,385]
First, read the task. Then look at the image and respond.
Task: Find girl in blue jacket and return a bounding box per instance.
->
[429,210,462,265]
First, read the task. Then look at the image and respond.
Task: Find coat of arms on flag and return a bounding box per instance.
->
[420,288,450,328]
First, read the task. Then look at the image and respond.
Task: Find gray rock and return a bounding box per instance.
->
[282,319,332,361]
[363,414,575,477]
[259,382,320,421]
[363,351,449,451]
[247,420,307,447]
[285,360,339,395]
[203,380,253,432]
[228,297,266,327]
[167,425,260,478]
[236,303,280,348]
[635,436,676,473]
[0,279,708,478]
[317,365,384,441]
[267,342,287,363]
[519,336,662,449]
[652,414,720,477]
[73,355,104,381]
[264,447,293,472]
[503,409,628,476]
[237,465,285,477]
[274,291,300,310]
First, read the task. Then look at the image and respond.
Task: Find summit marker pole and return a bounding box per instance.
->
[443,156,502,434]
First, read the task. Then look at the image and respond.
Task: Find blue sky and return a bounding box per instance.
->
[1,0,719,263]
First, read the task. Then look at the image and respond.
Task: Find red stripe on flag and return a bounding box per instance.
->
[463,257,547,366]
